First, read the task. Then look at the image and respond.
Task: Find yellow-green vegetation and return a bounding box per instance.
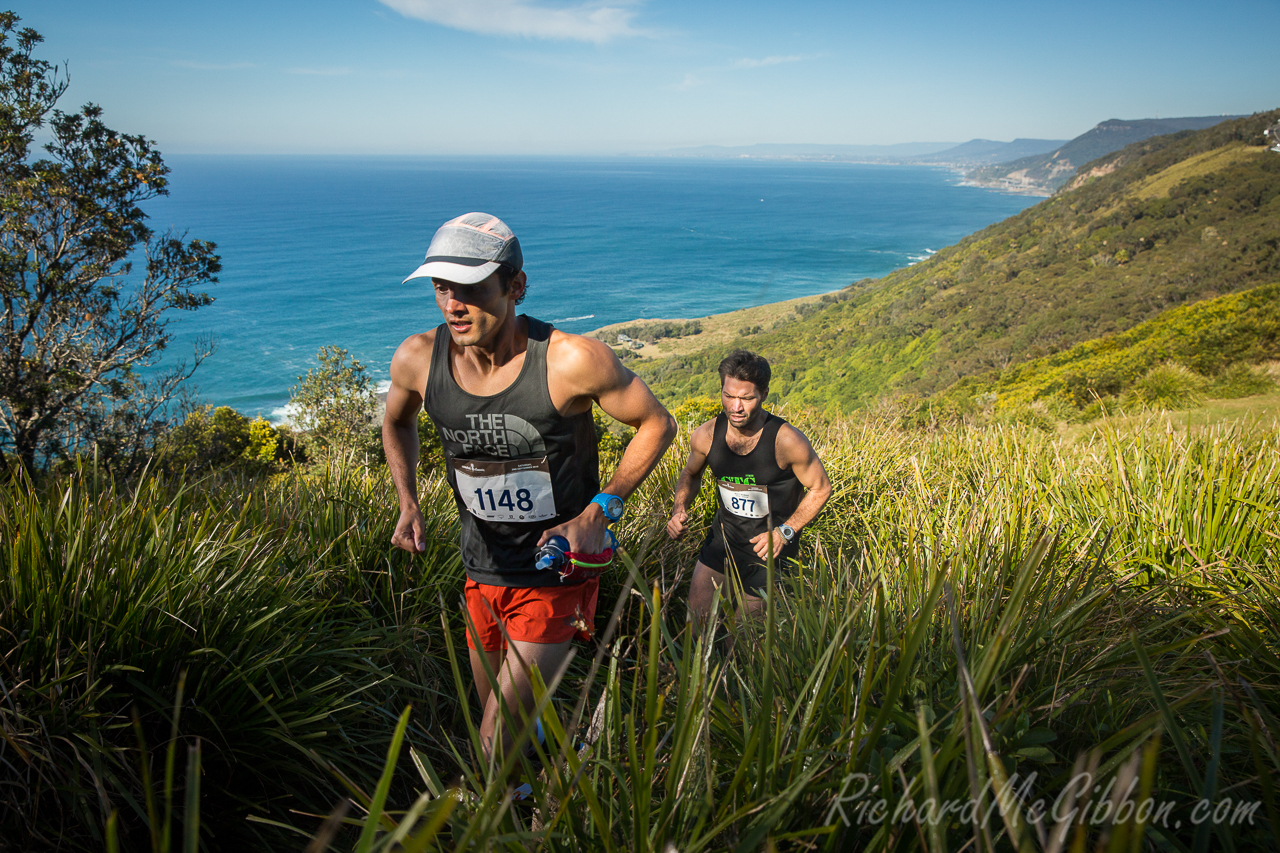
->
[157,406,297,473]
[950,281,1280,412]
[1129,145,1268,201]
[6,408,1280,851]
[635,110,1280,411]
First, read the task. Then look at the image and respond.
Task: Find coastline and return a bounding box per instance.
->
[583,288,836,362]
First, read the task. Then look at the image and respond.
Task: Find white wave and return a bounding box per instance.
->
[268,403,299,426]
[552,314,596,323]
[376,380,392,393]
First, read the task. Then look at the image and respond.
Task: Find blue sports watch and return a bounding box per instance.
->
[591,493,625,524]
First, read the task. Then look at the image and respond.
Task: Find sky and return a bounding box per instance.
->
[12,0,1280,155]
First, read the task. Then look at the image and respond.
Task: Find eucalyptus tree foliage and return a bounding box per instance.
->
[0,12,219,475]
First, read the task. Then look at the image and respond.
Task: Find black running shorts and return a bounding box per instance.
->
[697,524,799,596]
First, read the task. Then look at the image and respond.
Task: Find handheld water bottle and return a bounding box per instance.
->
[535,531,620,574]
[535,536,570,571]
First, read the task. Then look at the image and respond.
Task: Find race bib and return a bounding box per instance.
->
[452,457,556,522]
[718,481,770,519]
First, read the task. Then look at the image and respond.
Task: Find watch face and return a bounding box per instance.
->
[780,524,795,541]
[595,494,624,521]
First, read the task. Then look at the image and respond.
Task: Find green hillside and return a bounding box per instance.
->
[953,280,1280,408]
[637,109,1280,410]
[968,115,1240,194]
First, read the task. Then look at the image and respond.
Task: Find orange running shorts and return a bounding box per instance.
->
[464,578,599,651]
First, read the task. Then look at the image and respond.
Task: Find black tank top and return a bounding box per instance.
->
[424,316,599,587]
[706,412,803,553]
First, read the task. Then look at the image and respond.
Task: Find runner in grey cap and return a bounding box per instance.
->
[383,212,677,773]
[403,212,524,286]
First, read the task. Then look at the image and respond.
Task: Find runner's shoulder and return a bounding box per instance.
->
[389,328,437,390]
[547,327,615,361]
[774,420,817,461]
[688,417,717,453]
[546,328,626,387]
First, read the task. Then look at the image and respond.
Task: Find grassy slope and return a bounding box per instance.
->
[634,109,1280,410]
[946,280,1280,408]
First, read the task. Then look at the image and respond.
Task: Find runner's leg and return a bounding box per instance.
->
[691,560,766,632]
[688,560,726,632]
[469,646,505,709]
[479,638,574,760]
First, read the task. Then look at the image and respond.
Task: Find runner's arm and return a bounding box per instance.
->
[540,336,677,553]
[667,419,714,539]
[749,424,832,559]
[778,425,832,534]
[383,334,432,553]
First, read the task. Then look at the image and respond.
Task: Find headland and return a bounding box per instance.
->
[583,289,834,361]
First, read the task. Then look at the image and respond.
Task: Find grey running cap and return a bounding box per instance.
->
[403,212,523,285]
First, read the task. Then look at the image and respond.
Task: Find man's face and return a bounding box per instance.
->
[433,269,525,347]
[721,376,766,429]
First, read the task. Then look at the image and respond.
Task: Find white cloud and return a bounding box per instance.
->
[378,0,645,43]
[673,72,701,90]
[732,55,806,69]
[288,67,354,76]
[173,60,254,71]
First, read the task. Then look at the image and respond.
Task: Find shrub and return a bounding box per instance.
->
[1210,362,1277,399]
[289,346,379,458]
[1130,362,1209,409]
[157,406,294,473]
[603,321,702,345]
[593,406,635,462]
[417,411,444,468]
[668,396,722,432]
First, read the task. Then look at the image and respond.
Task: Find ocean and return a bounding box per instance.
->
[146,156,1039,418]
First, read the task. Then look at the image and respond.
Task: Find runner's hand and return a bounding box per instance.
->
[666,508,688,539]
[391,507,428,553]
[749,528,787,561]
[540,504,609,555]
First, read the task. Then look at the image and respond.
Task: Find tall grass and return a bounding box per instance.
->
[3,413,1279,850]
[0,456,465,849]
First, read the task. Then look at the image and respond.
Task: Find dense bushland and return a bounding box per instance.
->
[3,410,1278,851]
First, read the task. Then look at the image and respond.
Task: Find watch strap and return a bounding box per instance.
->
[591,492,625,523]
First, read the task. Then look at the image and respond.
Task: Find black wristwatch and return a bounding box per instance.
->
[780,523,796,542]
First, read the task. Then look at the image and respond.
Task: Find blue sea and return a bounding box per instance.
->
[147,156,1039,418]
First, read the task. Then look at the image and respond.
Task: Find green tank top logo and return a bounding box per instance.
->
[719,474,757,485]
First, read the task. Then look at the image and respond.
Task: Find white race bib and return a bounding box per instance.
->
[718,481,770,519]
[452,457,556,522]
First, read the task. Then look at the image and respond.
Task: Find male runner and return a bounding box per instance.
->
[383,213,676,759]
[666,350,831,627]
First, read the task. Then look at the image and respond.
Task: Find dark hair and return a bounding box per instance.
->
[718,349,770,394]
[497,264,526,305]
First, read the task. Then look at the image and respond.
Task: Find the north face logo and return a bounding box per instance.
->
[440,412,547,457]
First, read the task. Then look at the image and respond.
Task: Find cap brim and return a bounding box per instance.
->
[402,259,501,285]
